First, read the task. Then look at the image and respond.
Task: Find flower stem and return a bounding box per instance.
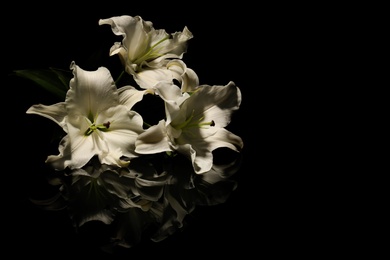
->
[115,71,125,85]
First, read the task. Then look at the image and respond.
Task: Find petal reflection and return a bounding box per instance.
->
[30,151,242,251]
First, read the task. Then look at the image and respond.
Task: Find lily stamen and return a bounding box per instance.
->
[132,36,170,65]
[186,120,215,129]
[84,121,111,136]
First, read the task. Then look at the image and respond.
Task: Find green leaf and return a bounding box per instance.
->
[12,67,72,99]
[49,67,72,91]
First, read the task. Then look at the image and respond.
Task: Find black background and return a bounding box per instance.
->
[3,3,327,258]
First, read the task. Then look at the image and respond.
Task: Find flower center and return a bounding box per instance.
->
[84,121,111,136]
[132,35,170,68]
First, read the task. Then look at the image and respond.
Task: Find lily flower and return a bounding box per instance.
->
[135,81,244,174]
[26,61,145,170]
[99,15,193,90]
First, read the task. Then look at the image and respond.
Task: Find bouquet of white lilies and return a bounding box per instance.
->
[15,15,244,250]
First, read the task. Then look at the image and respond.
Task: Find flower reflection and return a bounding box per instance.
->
[30,149,242,252]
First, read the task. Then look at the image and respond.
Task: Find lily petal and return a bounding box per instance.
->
[26,102,68,130]
[67,61,119,117]
[166,60,199,93]
[135,120,172,154]
[117,85,147,110]
[133,68,173,90]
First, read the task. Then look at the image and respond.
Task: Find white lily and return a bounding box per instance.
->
[26,61,145,170]
[135,81,244,174]
[99,15,193,91]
